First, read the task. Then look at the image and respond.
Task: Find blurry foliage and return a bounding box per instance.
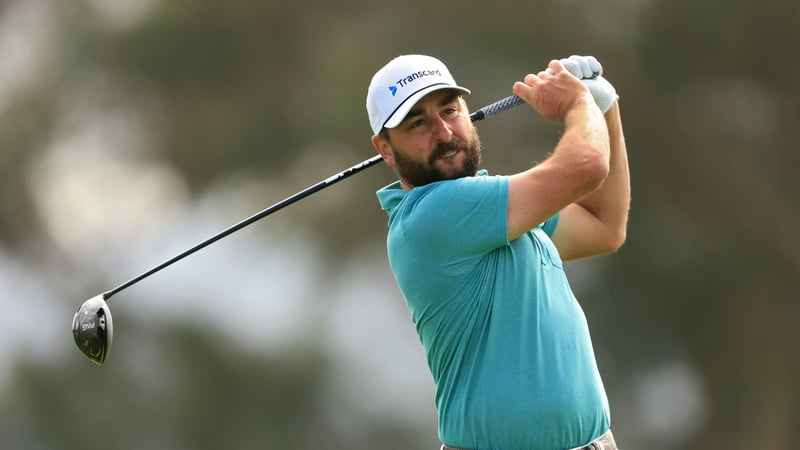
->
[0,0,798,448]
[1,323,427,450]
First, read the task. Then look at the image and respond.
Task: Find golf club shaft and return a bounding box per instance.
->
[101,94,525,301]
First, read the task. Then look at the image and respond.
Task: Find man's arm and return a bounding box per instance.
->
[551,101,630,260]
[506,61,611,242]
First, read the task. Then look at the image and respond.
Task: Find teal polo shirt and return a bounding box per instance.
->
[377,171,609,449]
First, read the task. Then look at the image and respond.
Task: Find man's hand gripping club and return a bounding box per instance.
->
[547,55,618,113]
[512,59,599,123]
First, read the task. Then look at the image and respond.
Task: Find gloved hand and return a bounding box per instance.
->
[547,55,618,113]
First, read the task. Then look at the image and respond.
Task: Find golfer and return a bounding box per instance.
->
[367,54,629,450]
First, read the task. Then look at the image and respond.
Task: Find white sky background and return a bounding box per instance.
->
[0,0,708,446]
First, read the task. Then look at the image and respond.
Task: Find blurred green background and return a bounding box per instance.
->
[0,0,797,448]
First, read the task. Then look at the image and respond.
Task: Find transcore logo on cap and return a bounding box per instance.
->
[389,86,398,96]
[400,69,443,85]
[393,69,443,91]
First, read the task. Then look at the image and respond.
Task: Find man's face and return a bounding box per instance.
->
[373,90,482,189]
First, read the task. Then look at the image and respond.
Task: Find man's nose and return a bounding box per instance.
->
[432,115,453,141]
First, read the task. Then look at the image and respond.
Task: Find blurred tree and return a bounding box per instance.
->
[0,322,431,450]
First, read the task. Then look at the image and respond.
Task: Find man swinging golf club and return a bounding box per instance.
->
[368,54,629,449]
[71,70,529,365]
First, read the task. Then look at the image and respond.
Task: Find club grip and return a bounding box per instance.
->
[470,95,525,122]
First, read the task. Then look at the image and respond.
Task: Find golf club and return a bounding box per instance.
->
[72,94,526,365]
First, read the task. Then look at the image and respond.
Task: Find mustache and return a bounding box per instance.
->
[429,140,470,165]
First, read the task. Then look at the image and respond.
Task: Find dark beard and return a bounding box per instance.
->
[392,132,482,188]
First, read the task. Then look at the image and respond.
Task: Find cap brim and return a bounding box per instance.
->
[383,84,471,130]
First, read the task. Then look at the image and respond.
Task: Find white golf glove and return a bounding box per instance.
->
[547,55,618,113]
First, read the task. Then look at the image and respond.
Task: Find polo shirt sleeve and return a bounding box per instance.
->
[400,175,509,264]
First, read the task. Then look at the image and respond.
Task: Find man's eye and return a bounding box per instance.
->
[408,119,425,129]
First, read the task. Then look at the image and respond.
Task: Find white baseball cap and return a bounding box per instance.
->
[366,55,471,135]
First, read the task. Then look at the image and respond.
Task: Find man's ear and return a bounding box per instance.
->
[372,134,394,167]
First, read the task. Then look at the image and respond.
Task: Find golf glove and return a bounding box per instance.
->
[547,55,618,113]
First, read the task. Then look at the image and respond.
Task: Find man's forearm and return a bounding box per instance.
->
[574,101,630,243]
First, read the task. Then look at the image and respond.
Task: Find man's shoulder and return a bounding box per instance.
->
[378,171,507,212]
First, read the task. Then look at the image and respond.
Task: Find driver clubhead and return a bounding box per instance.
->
[72,295,113,365]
